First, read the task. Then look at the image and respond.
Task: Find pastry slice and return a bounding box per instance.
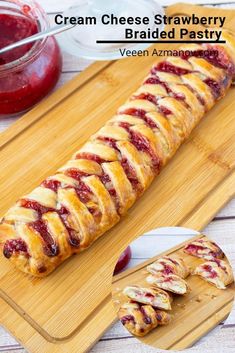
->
[147,255,190,279]
[123,285,172,310]
[146,273,190,295]
[118,301,171,337]
[193,259,234,289]
[184,238,224,260]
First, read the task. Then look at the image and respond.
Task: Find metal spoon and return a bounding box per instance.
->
[0,23,75,55]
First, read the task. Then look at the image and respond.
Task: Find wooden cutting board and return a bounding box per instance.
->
[0,3,235,353]
[112,235,235,350]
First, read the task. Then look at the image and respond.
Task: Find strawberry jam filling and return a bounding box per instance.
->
[165,257,178,266]
[20,199,55,216]
[185,244,205,254]
[29,219,59,257]
[121,315,135,325]
[145,76,172,95]
[140,306,152,324]
[65,168,89,180]
[75,152,105,164]
[204,78,221,98]
[133,93,158,106]
[144,292,154,298]
[3,238,29,259]
[130,131,161,171]
[58,206,80,247]
[153,61,191,75]
[121,158,140,191]
[75,182,92,203]
[212,259,227,273]
[158,105,172,117]
[156,311,163,322]
[202,264,218,278]
[160,262,174,275]
[41,179,62,192]
[97,136,118,149]
[121,107,158,129]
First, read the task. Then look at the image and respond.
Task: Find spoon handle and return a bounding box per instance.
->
[0,23,75,55]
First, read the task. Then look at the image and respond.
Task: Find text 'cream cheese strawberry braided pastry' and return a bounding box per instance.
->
[1,30,235,276]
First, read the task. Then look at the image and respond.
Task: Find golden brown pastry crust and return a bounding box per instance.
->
[193,259,234,289]
[1,30,235,276]
[147,256,190,279]
[118,301,171,337]
[184,237,224,260]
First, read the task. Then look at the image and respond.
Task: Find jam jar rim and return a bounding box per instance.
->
[0,0,50,76]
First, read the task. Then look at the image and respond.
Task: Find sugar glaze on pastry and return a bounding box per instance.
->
[1,30,235,276]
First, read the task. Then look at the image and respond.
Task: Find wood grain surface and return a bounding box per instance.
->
[0,1,235,352]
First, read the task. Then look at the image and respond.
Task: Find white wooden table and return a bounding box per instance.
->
[0,1,235,352]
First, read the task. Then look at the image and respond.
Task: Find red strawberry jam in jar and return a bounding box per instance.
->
[0,0,62,116]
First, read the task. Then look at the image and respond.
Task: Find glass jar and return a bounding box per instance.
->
[0,0,62,116]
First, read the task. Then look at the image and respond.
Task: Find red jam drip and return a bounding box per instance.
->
[75,181,92,203]
[121,108,158,130]
[0,14,38,65]
[158,105,172,117]
[140,306,152,324]
[184,83,206,107]
[181,48,232,72]
[97,136,118,149]
[130,131,161,171]
[145,76,172,95]
[165,257,178,265]
[212,259,227,273]
[65,168,89,181]
[76,152,105,164]
[58,206,80,247]
[160,262,174,275]
[20,199,55,216]
[121,107,158,129]
[3,238,29,259]
[153,61,191,76]
[30,219,59,257]
[119,122,132,130]
[121,315,135,325]
[202,264,217,278]
[144,292,154,298]
[156,311,163,322]
[133,93,158,106]
[121,158,140,191]
[185,244,205,253]
[41,179,62,192]
[204,78,221,98]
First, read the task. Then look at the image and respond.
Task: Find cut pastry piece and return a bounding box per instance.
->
[118,301,171,337]
[123,285,172,310]
[193,259,234,289]
[147,255,190,279]
[146,273,190,295]
[184,238,224,260]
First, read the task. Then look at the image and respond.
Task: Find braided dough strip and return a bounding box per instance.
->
[1,29,235,276]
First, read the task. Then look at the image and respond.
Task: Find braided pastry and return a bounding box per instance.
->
[147,255,190,279]
[1,30,235,276]
[123,285,172,310]
[193,259,233,289]
[184,238,224,260]
[118,301,171,337]
[146,273,190,295]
